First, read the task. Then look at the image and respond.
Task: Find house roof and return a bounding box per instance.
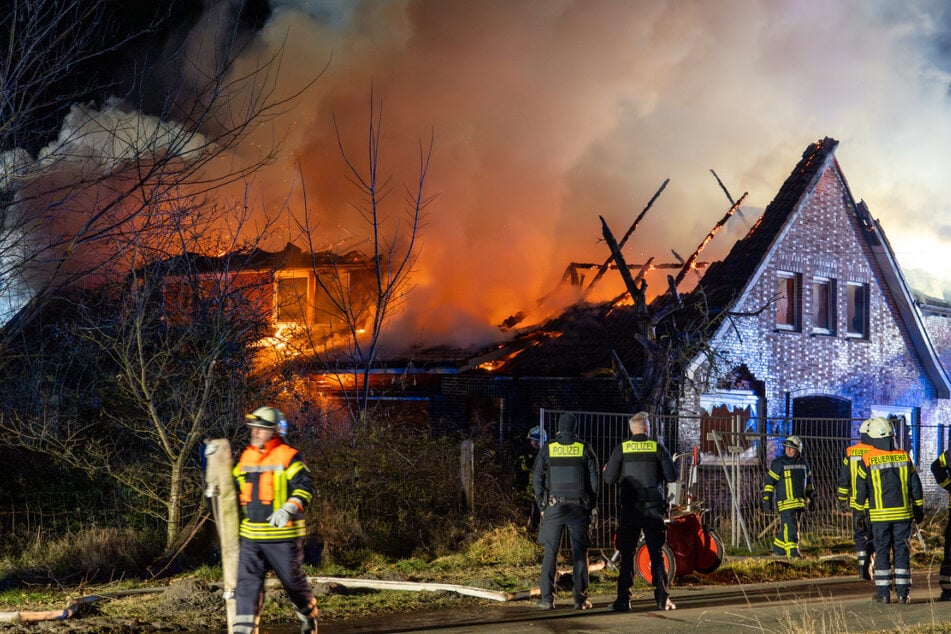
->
[152,242,373,275]
[690,136,951,399]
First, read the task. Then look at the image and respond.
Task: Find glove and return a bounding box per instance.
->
[913,506,924,524]
[267,501,301,528]
[807,498,816,512]
[760,499,771,513]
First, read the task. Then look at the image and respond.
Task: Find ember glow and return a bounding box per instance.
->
[6,0,951,346]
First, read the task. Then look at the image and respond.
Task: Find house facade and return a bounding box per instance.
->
[679,138,951,500]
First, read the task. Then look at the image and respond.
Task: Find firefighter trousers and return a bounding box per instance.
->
[851,509,873,579]
[870,520,912,600]
[772,509,802,557]
[234,538,318,634]
[940,513,951,596]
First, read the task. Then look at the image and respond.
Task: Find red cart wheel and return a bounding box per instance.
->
[693,528,724,574]
[635,542,676,585]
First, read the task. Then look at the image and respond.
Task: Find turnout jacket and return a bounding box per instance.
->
[762,453,814,511]
[931,449,951,508]
[604,433,677,512]
[837,441,874,510]
[856,447,923,522]
[234,436,315,541]
[532,431,599,509]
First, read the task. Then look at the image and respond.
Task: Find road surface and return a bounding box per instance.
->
[316,571,951,633]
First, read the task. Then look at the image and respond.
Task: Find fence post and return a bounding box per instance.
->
[460,439,475,513]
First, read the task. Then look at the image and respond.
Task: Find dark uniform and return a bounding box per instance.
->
[930,449,951,600]
[234,432,318,633]
[532,413,599,610]
[761,438,813,558]
[856,444,923,603]
[604,431,677,611]
[837,437,874,579]
[515,427,543,532]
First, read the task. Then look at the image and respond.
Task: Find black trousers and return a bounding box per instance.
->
[537,502,590,605]
[772,509,802,556]
[615,507,668,604]
[234,538,318,634]
[870,520,912,599]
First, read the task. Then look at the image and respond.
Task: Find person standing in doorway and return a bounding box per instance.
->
[233,406,319,634]
[856,417,924,604]
[837,417,875,580]
[532,413,599,611]
[761,435,814,558]
[604,411,678,612]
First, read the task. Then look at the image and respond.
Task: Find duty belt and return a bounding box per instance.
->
[549,496,585,505]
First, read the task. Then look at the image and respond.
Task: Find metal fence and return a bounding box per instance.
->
[537,409,912,554]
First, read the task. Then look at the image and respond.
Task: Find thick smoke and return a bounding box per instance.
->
[14,0,951,344]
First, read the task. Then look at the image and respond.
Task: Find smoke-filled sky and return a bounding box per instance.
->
[21,0,951,348]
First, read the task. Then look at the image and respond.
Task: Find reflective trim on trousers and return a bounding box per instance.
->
[940,574,951,590]
[874,569,892,587]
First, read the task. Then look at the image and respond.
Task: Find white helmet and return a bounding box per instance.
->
[859,418,873,435]
[783,435,803,452]
[865,417,894,439]
[245,406,286,431]
[527,425,547,444]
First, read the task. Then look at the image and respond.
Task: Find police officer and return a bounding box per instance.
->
[836,418,875,579]
[604,411,678,612]
[532,413,599,610]
[515,425,546,532]
[930,446,951,601]
[233,407,319,633]
[855,417,924,604]
[761,435,814,558]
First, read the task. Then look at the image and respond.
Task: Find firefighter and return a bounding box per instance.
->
[761,435,814,558]
[233,407,319,634]
[515,425,546,532]
[604,411,678,612]
[532,413,600,610]
[836,417,875,580]
[855,416,924,604]
[930,446,951,601]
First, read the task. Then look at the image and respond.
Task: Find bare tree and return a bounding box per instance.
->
[286,90,435,429]
[0,0,322,549]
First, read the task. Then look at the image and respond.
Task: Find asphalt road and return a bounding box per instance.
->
[316,572,951,634]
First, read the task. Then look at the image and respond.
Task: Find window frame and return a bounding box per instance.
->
[775,271,802,332]
[274,272,314,325]
[845,281,869,339]
[811,276,836,335]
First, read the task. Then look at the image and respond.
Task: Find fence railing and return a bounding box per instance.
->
[537,409,915,554]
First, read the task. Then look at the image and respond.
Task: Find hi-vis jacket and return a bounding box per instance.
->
[931,449,951,508]
[837,442,874,510]
[762,454,814,512]
[234,436,315,541]
[532,432,599,508]
[856,447,923,522]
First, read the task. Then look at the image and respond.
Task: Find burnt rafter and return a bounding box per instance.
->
[672,192,748,288]
[583,179,669,298]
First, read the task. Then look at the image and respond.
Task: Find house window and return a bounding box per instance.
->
[846,282,869,338]
[776,272,801,331]
[812,277,835,334]
[871,406,918,464]
[276,275,311,323]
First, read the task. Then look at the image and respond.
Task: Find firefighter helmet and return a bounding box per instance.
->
[859,418,873,435]
[245,406,286,431]
[865,416,894,439]
[783,435,803,452]
[527,425,547,445]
